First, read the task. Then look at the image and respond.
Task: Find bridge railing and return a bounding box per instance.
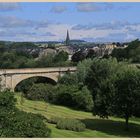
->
[0,67,77,75]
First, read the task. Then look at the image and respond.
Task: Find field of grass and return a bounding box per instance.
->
[15,93,140,138]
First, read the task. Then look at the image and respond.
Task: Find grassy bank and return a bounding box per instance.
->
[15,93,140,138]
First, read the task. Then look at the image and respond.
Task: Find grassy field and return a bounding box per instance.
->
[15,93,140,138]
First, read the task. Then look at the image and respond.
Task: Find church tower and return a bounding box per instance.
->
[65,30,70,46]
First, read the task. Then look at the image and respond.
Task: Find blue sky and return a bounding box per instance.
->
[0,2,140,42]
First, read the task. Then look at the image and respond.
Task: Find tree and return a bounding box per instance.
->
[85,58,140,129]
[113,67,140,130]
[85,58,119,117]
[73,86,93,111]
[53,51,68,63]
[15,77,37,94]
[111,48,127,61]
[72,51,86,62]
[48,43,55,49]
[86,49,96,59]
[6,111,51,137]
[26,83,56,103]
[55,84,79,107]
[11,42,40,58]
[0,41,6,53]
[76,59,93,84]
[111,39,140,63]
[58,73,78,86]
[37,54,54,67]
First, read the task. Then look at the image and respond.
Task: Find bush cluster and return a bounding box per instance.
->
[25,84,93,112]
[56,118,86,132]
[47,116,62,124]
[0,91,51,137]
[47,116,86,132]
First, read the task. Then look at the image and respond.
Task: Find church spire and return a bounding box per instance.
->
[65,30,70,46]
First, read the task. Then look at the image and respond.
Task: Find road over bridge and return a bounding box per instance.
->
[0,67,77,91]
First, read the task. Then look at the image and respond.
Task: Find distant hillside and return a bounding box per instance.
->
[35,41,62,44]
[70,40,86,43]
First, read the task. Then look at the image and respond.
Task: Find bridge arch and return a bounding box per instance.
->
[10,73,59,91]
[14,75,57,92]
[0,67,77,91]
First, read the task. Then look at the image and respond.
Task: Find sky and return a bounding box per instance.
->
[0,2,140,42]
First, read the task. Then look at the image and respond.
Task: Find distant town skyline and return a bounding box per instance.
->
[0,2,140,42]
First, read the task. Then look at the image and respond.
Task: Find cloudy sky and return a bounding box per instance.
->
[0,2,140,42]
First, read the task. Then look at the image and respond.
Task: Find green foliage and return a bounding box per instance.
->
[2,111,51,137]
[53,51,68,62]
[0,91,16,109]
[0,91,51,137]
[73,86,93,111]
[37,54,54,67]
[56,118,86,132]
[15,77,37,94]
[57,57,92,88]
[55,85,93,111]
[58,73,78,85]
[86,49,96,59]
[85,58,126,117]
[25,83,93,112]
[26,83,55,102]
[15,93,140,138]
[85,58,140,129]
[113,67,140,129]
[11,42,39,58]
[47,116,62,124]
[0,51,36,69]
[72,51,86,62]
[111,48,126,61]
[55,84,79,107]
[111,39,140,63]
[48,43,55,49]
[36,51,71,67]
[0,42,73,69]
[76,58,93,83]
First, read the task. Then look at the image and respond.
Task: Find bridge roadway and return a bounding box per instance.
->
[0,67,77,91]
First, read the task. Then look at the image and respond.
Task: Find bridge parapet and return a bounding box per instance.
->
[0,67,77,91]
[0,67,77,75]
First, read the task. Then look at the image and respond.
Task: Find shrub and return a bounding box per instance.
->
[0,91,51,137]
[26,83,55,102]
[58,73,78,86]
[55,84,79,106]
[26,83,93,112]
[47,116,62,124]
[56,118,86,132]
[73,86,93,111]
[4,111,51,137]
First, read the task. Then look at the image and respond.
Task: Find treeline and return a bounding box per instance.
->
[18,58,140,130]
[71,39,140,63]
[24,84,93,112]
[111,39,140,63]
[63,58,140,130]
[0,41,75,68]
[0,39,139,68]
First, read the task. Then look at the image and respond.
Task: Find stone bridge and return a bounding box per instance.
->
[0,67,77,91]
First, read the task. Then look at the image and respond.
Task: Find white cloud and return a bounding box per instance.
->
[51,6,67,13]
[77,3,100,12]
[0,3,20,11]
[0,15,140,42]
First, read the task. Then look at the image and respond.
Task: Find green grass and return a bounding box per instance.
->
[15,93,140,138]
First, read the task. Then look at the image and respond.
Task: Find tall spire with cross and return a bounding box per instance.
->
[65,30,70,46]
